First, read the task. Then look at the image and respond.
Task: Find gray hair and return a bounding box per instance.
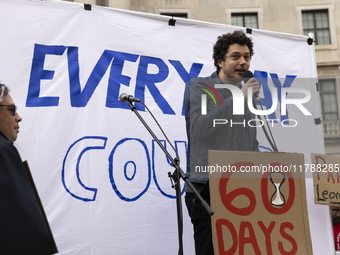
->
[0,83,9,100]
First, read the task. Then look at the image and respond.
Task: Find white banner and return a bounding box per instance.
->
[0,0,332,254]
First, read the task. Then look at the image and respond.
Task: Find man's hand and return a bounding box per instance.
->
[241,77,260,101]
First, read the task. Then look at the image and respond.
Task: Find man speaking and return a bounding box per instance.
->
[184,30,260,254]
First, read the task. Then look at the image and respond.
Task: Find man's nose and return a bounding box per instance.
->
[15,113,22,122]
[240,56,247,64]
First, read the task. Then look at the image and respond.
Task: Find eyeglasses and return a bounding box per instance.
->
[0,105,17,116]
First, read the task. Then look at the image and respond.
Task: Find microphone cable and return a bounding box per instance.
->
[120,93,180,161]
[253,97,279,152]
[139,100,184,255]
[241,71,279,152]
[139,100,180,162]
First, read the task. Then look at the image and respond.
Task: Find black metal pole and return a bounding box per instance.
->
[127,101,213,255]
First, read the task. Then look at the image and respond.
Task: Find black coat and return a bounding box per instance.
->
[0,131,51,255]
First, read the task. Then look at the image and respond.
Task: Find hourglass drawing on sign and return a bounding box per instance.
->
[269,172,286,206]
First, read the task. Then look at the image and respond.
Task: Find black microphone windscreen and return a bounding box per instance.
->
[242,70,254,83]
[119,93,128,103]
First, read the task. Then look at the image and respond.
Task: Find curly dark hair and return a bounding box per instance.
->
[213,30,254,72]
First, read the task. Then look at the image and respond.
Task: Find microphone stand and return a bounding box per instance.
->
[127,101,214,255]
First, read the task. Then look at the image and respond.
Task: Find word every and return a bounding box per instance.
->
[26,44,203,114]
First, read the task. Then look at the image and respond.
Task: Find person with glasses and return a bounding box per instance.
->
[0,88,21,142]
[0,83,52,254]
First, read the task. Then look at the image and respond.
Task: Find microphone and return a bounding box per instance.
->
[119,93,141,103]
[242,70,261,103]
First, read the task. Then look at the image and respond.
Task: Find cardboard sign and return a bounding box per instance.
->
[209,151,313,255]
[312,153,340,206]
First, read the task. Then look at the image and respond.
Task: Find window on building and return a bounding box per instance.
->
[160,13,188,19]
[302,10,331,45]
[320,79,338,120]
[96,0,107,7]
[231,13,258,29]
